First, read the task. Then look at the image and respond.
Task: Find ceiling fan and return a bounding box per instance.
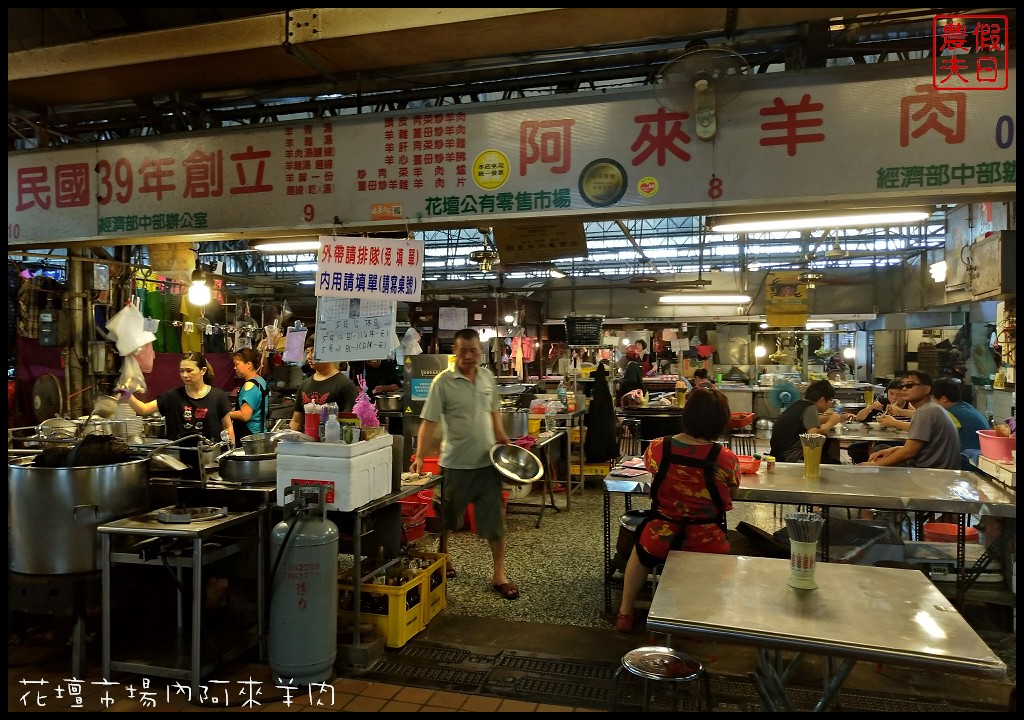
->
[795,231,877,287]
[468,227,501,273]
[653,44,750,140]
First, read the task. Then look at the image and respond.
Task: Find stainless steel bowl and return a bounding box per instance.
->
[489,443,543,486]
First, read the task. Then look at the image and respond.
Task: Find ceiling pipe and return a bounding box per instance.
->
[615,220,662,275]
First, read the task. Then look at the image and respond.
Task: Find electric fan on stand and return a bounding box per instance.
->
[765,380,801,419]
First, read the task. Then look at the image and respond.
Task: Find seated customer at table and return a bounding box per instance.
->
[616,388,741,632]
[616,361,647,407]
[769,379,853,464]
[930,377,989,470]
[847,378,906,463]
[863,371,960,469]
[692,367,716,389]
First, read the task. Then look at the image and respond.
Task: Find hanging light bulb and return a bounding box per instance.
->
[188,267,212,306]
[842,346,856,359]
[755,345,767,358]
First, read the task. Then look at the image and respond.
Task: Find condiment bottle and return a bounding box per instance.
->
[675,380,688,407]
[324,413,342,443]
[764,455,776,472]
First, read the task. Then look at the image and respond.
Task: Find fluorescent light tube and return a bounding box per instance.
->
[252,240,322,253]
[659,294,751,305]
[711,209,931,233]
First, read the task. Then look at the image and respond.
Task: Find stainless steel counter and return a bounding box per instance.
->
[99,507,266,697]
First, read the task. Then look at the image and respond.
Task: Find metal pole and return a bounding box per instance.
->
[67,250,88,417]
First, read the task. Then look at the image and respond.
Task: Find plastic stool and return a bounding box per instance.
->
[729,433,756,456]
[610,646,713,711]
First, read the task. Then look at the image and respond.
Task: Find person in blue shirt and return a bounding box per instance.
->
[930,377,989,469]
[229,347,269,439]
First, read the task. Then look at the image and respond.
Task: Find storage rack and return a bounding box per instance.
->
[563,315,613,500]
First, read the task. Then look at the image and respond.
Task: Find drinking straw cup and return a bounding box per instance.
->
[786,512,824,589]
[800,433,825,478]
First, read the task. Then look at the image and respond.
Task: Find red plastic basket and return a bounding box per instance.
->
[399,499,428,527]
[728,412,755,429]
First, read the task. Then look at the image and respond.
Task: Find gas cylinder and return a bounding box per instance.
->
[269,513,340,685]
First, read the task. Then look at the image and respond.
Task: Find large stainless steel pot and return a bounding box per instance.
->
[141,416,166,438]
[8,455,151,574]
[218,449,277,484]
[500,409,530,439]
[375,392,403,412]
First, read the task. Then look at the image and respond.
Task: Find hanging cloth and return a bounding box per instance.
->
[583,363,619,462]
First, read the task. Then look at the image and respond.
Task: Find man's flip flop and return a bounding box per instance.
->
[492,582,520,600]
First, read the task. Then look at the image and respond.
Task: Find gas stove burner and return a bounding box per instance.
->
[155,506,228,524]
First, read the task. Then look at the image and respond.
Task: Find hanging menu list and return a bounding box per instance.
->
[314,297,397,361]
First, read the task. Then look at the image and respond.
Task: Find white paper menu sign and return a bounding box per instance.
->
[438,306,468,330]
[314,297,397,362]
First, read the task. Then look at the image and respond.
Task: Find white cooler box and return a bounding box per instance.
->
[276,434,394,511]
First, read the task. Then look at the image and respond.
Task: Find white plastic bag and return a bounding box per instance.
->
[106,301,156,356]
[282,328,308,363]
[115,354,148,395]
[401,327,423,356]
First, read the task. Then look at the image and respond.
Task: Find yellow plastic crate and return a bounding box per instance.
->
[410,551,447,625]
[569,427,585,444]
[338,570,425,648]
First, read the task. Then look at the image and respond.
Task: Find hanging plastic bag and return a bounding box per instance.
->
[133,342,155,373]
[115,354,148,395]
[106,301,157,356]
[401,327,423,356]
[282,328,308,364]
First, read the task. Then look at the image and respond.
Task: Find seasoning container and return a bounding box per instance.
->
[764,455,776,473]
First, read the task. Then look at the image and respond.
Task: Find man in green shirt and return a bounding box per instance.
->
[411,328,518,599]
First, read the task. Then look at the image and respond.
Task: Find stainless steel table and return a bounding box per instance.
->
[99,507,266,698]
[647,551,1007,712]
[528,410,585,509]
[602,474,652,614]
[828,426,909,444]
[345,476,444,647]
[505,430,564,528]
[602,464,1016,611]
[739,463,1016,605]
